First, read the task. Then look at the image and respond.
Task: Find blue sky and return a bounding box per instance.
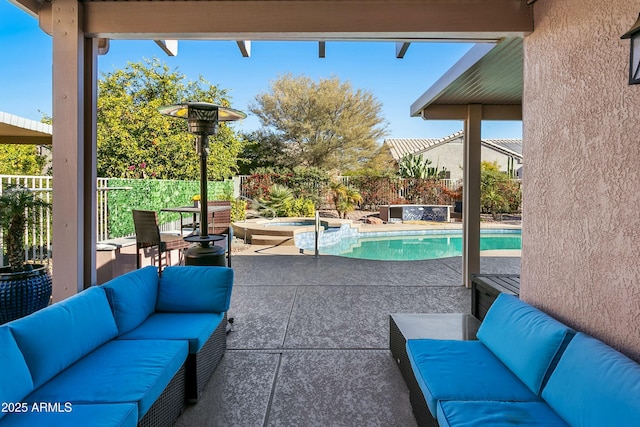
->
[0,0,522,140]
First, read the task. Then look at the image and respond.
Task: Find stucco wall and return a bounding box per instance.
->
[418,139,516,181]
[522,0,640,361]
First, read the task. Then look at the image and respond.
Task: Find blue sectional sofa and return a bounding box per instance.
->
[0,265,233,427]
[404,294,640,426]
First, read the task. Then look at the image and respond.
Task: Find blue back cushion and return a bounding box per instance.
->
[476,294,574,395]
[542,333,640,426]
[157,266,233,313]
[102,266,159,334]
[0,326,34,420]
[8,286,118,388]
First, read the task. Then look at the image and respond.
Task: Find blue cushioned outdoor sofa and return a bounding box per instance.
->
[0,265,233,427]
[404,294,640,426]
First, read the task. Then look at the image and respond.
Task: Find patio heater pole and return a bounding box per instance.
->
[159,102,246,265]
[195,133,210,242]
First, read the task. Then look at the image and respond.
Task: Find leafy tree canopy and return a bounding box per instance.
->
[97,58,246,180]
[0,145,48,175]
[249,74,388,173]
[238,129,292,175]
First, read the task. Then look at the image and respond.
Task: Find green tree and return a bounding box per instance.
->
[480,161,521,219]
[0,145,48,175]
[97,58,245,180]
[238,129,292,174]
[249,74,388,172]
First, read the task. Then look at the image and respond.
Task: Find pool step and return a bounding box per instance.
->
[250,234,295,246]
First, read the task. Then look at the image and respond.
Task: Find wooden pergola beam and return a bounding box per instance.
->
[236,40,251,57]
[82,0,533,39]
[396,42,411,58]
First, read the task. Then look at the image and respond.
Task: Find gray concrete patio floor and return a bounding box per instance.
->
[175,253,520,427]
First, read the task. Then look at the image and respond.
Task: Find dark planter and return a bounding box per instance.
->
[0,264,52,324]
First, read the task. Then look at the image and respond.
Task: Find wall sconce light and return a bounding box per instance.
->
[621,13,640,85]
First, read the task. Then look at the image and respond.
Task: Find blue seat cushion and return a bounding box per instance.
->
[117,312,224,353]
[157,266,233,313]
[542,332,640,426]
[102,266,159,335]
[0,327,33,420]
[476,294,575,395]
[436,400,569,427]
[0,403,138,427]
[406,339,539,417]
[24,340,187,421]
[8,286,118,388]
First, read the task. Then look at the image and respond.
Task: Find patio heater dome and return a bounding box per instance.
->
[159,102,246,266]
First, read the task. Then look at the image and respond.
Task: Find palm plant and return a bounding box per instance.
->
[330,182,362,219]
[0,185,51,272]
[259,184,294,217]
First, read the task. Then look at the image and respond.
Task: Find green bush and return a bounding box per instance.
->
[480,169,521,219]
[106,178,233,238]
[283,197,316,217]
[230,198,247,222]
[258,183,316,217]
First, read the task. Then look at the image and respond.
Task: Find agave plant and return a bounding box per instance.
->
[0,185,51,272]
[258,184,294,217]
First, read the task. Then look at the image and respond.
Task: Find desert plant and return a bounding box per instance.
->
[329,182,362,219]
[398,153,445,179]
[259,184,294,217]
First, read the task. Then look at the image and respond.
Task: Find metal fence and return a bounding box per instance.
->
[0,175,54,266]
[238,174,463,208]
[0,175,132,266]
[0,175,199,266]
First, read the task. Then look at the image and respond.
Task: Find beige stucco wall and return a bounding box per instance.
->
[522,0,640,361]
[418,139,517,181]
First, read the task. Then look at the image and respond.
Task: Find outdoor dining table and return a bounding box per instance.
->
[160,204,231,233]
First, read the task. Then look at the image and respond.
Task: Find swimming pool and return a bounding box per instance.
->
[314,229,521,261]
[262,220,331,229]
[263,221,315,227]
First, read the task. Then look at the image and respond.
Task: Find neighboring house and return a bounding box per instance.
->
[384,130,523,181]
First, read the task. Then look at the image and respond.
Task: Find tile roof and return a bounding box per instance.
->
[384,131,522,161]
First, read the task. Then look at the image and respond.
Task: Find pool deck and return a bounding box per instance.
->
[175,245,520,426]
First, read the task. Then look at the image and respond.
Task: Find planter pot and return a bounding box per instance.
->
[0,264,52,324]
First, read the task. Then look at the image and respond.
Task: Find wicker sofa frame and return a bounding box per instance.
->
[139,364,187,427]
[389,315,447,427]
[186,314,227,403]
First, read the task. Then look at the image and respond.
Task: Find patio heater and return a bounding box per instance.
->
[158,102,246,266]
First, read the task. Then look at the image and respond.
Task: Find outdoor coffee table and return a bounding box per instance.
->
[389,312,481,425]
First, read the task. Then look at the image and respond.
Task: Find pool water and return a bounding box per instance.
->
[318,231,521,261]
[264,221,315,227]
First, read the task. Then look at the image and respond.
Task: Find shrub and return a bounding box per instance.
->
[230,198,247,222]
[480,168,521,219]
[283,197,316,217]
[257,183,316,217]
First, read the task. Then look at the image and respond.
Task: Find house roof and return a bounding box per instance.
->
[385,131,464,160]
[0,111,52,145]
[385,131,522,162]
